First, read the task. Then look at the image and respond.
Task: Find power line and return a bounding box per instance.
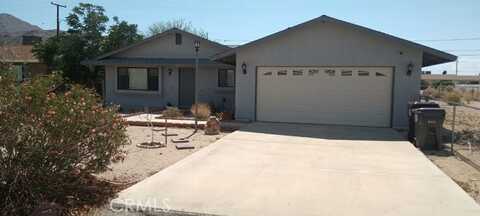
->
[443,49,480,52]
[457,54,480,57]
[415,37,480,42]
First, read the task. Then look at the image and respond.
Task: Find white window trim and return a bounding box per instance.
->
[114,66,162,95]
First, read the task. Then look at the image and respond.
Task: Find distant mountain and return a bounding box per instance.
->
[0,13,56,45]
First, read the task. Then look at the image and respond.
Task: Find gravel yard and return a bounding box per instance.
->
[96,126,228,184]
[82,126,228,216]
[427,150,480,204]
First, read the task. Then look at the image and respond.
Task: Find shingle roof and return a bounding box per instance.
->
[0,45,39,63]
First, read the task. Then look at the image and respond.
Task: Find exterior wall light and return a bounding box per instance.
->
[194,41,200,53]
[407,62,414,76]
[241,62,247,74]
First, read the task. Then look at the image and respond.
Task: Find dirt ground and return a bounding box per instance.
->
[85,126,228,215]
[96,126,228,184]
[426,150,480,204]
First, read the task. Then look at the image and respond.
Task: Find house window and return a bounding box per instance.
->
[376,72,386,77]
[341,70,353,76]
[175,33,182,45]
[277,70,287,76]
[263,71,273,76]
[293,70,303,76]
[358,71,370,76]
[117,67,159,91]
[308,69,319,76]
[218,69,234,87]
[325,69,335,76]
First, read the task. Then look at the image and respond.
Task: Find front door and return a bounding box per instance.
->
[178,67,195,109]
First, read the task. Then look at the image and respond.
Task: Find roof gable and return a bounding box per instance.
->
[214,15,456,67]
[0,45,39,63]
[98,28,230,60]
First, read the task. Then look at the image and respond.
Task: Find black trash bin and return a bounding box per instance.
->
[413,108,445,150]
[408,102,440,141]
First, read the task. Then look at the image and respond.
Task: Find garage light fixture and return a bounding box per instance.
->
[407,62,414,76]
[241,62,247,74]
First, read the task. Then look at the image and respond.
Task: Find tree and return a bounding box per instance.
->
[33,3,143,87]
[66,3,109,57]
[103,16,144,53]
[32,37,60,70]
[148,19,208,38]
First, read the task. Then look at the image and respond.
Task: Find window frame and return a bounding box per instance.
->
[116,67,160,93]
[217,68,235,88]
[175,33,182,45]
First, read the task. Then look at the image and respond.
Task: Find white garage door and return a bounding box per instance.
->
[256,66,393,127]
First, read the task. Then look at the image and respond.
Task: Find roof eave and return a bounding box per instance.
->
[216,15,457,67]
[95,28,231,61]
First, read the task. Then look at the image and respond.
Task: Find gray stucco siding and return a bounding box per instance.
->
[112,31,228,59]
[104,65,235,111]
[234,21,422,128]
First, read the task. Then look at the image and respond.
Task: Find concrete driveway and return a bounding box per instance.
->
[112,123,480,216]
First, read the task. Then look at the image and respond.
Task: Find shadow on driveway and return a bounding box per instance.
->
[238,122,407,141]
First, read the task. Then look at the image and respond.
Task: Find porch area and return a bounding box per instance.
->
[92,58,235,114]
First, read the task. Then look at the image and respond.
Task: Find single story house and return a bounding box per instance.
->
[85,15,456,128]
[85,29,235,112]
[0,45,49,81]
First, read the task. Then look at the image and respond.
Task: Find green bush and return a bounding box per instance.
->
[190,103,211,120]
[162,106,183,118]
[0,72,129,215]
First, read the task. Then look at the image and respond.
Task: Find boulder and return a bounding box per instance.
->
[205,117,220,135]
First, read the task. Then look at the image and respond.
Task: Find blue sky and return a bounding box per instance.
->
[1,0,479,75]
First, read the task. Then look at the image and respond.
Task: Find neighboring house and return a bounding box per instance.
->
[421,74,480,82]
[0,43,48,81]
[84,28,235,112]
[456,84,480,92]
[86,15,456,128]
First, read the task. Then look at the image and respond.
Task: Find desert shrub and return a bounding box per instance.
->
[427,87,444,99]
[0,72,129,215]
[422,87,436,98]
[443,90,462,105]
[162,106,183,118]
[463,90,475,104]
[190,103,211,120]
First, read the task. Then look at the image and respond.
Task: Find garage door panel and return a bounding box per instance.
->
[256,66,392,127]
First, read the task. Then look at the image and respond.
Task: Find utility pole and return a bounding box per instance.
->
[50,2,66,38]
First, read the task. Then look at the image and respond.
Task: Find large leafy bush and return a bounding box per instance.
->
[0,72,128,215]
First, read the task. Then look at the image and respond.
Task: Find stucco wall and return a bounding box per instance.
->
[104,65,235,112]
[103,29,234,112]
[104,65,164,110]
[112,31,228,59]
[235,20,422,128]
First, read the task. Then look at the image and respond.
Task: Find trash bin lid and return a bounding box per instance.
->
[414,107,446,117]
[408,102,440,109]
[408,102,440,116]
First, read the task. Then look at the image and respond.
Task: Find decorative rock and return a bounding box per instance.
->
[205,116,221,135]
